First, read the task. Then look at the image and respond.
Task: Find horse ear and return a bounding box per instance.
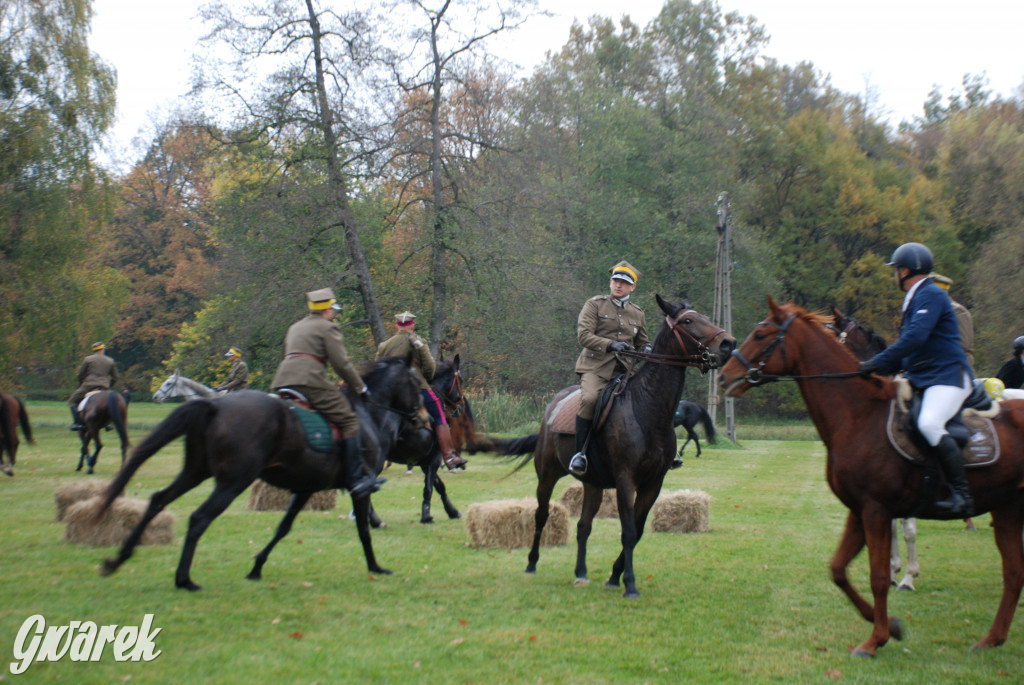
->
[453,353,460,370]
[830,304,843,319]
[767,295,783,318]
[655,293,671,316]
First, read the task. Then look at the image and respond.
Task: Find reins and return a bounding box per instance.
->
[730,313,861,384]
[615,309,729,373]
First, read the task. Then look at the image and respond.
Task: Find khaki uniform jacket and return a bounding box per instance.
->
[222,360,249,391]
[271,315,365,393]
[77,352,118,389]
[574,295,649,381]
[951,299,974,370]
[376,331,435,390]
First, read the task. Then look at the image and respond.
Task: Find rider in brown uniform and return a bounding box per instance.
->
[216,347,249,392]
[568,261,650,476]
[376,311,467,471]
[69,342,119,430]
[271,288,384,499]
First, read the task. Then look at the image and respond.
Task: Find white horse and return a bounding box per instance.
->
[152,371,220,403]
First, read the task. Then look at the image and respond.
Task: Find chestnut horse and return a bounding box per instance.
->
[0,392,34,476]
[504,296,735,597]
[829,307,919,591]
[76,389,130,474]
[720,297,1024,657]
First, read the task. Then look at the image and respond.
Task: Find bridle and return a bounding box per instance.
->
[438,369,467,418]
[730,313,859,384]
[825,317,857,345]
[617,308,730,373]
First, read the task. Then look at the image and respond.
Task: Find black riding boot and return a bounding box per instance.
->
[342,435,386,500]
[69,406,83,431]
[932,434,974,517]
[568,416,592,476]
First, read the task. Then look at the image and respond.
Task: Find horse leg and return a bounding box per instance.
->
[88,434,101,474]
[76,432,88,472]
[102,470,206,579]
[350,492,390,575]
[572,485,604,586]
[845,506,901,658]
[889,519,902,585]
[173,480,251,591]
[897,518,918,591]
[420,463,437,524]
[432,470,461,519]
[367,500,386,529]
[525,461,559,575]
[248,492,313,580]
[972,504,1024,650]
[607,484,658,598]
[687,427,701,457]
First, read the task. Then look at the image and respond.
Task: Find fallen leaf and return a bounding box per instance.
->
[301,581,313,587]
[289,631,303,639]
[825,668,842,679]
[646,574,653,580]
[458,618,468,626]
[271,617,281,625]
[529,635,537,642]
[450,638,465,646]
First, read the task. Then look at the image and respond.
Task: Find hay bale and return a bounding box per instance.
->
[651,489,711,533]
[464,498,570,549]
[54,480,113,522]
[558,481,619,518]
[63,497,175,546]
[247,479,337,511]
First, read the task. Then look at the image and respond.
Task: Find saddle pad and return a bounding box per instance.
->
[284,400,335,453]
[77,390,103,413]
[548,389,582,435]
[886,401,1000,468]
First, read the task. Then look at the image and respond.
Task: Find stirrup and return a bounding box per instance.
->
[443,454,467,471]
[670,457,683,470]
[568,452,587,476]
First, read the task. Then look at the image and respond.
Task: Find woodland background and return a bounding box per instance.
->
[3,0,1023,417]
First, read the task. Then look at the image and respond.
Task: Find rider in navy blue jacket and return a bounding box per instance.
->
[859,242,974,517]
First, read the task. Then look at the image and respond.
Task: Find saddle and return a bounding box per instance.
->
[548,377,625,435]
[77,390,103,413]
[886,378,1001,468]
[276,389,342,453]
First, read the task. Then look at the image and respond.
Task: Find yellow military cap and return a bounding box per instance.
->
[609,261,640,285]
[225,347,242,358]
[929,272,953,290]
[306,288,342,311]
[91,341,105,351]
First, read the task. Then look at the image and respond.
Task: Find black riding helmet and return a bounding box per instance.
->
[1014,335,1024,353]
[886,242,934,273]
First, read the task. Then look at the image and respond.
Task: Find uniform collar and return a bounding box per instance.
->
[612,295,630,308]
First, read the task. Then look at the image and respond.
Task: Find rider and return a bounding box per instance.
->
[568,260,650,476]
[216,347,249,393]
[69,342,119,431]
[858,242,974,517]
[995,336,1024,390]
[270,288,384,499]
[375,310,467,472]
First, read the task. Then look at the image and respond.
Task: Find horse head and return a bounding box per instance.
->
[432,354,464,408]
[364,356,427,426]
[152,370,179,403]
[653,294,735,371]
[828,306,887,360]
[720,296,845,397]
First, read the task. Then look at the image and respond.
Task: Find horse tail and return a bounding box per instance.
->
[465,433,538,456]
[96,400,216,517]
[698,406,716,444]
[17,397,34,445]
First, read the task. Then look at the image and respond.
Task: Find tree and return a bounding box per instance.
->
[0,0,122,392]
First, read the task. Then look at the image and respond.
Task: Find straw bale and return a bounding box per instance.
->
[63,497,175,546]
[651,489,711,533]
[247,480,337,511]
[558,481,619,518]
[465,498,569,549]
[54,480,113,521]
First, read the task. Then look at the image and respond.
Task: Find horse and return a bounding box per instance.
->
[720,297,1024,657]
[152,370,218,402]
[829,306,919,591]
[93,356,425,591]
[76,390,130,474]
[673,400,715,459]
[0,392,34,476]
[431,354,480,454]
[502,296,735,598]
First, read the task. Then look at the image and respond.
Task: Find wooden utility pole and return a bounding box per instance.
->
[708,192,736,442]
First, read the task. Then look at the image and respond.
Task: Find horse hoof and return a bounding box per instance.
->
[573,578,589,587]
[0,465,12,477]
[897,583,915,592]
[524,566,536,575]
[369,567,393,576]
[99,559,119,577]
[889,617,903,641]
[245,571,262,581]
[623,589,640,599]
[447,510,461,519]
[850,648,875,659]
[420,516,434,524]
[177,580,202,592]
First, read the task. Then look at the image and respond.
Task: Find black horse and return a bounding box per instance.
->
[94,357,424,590]
[502,296,735,597]
[0,391,34,476]
[673,400,716,459]
[76,389,130,474]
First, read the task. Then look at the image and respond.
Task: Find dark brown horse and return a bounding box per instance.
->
[76,389,130,474]
[720,297,1024,657]
[431,354,479,454]
[0,392,34,476]
[504,296,735,597]
[93,357,424,591]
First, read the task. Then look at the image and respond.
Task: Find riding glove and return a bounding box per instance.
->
[607,341,630,353]
[858,360,879,377]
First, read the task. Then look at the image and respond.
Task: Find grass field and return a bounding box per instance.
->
[1,401,1022,683]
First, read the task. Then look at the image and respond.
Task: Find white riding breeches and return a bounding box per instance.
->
[917,372,972,446]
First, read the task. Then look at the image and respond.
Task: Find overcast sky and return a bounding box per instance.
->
[91,0,1024,168]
